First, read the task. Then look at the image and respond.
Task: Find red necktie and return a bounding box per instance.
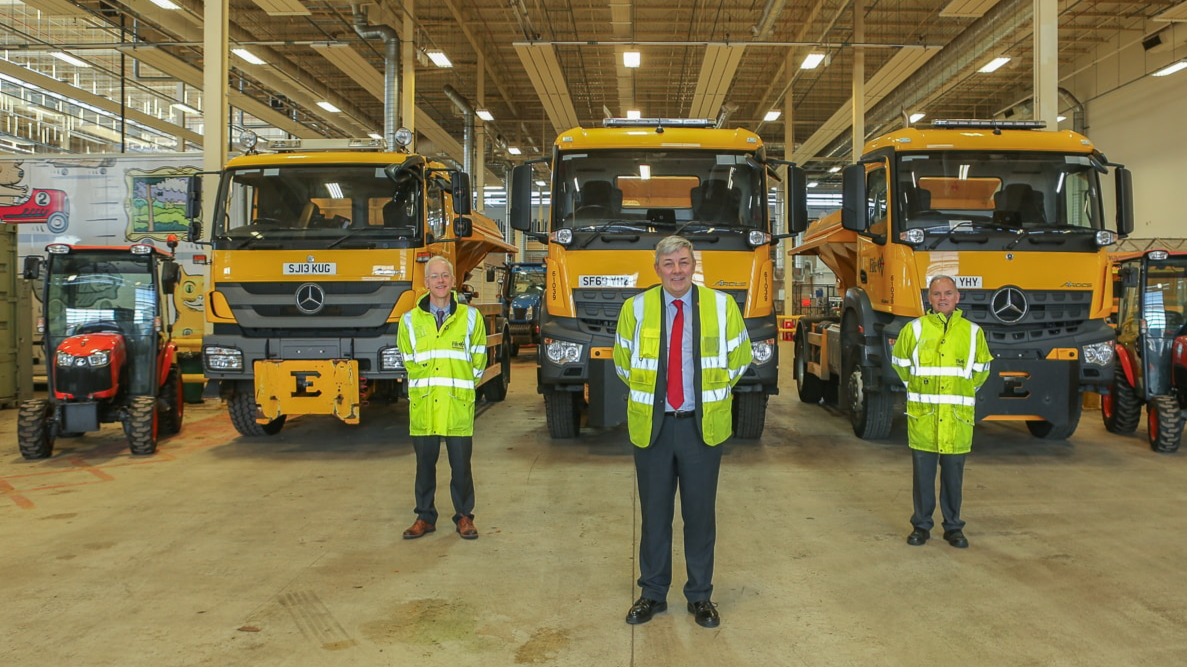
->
[668,300,684,409]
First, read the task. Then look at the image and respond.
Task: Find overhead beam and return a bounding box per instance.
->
[690,45,745,118]
[514,42,580,133]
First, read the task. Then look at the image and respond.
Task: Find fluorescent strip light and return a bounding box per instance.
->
[368,133,383,140]
[626,109,641,119]
[623,51,641,68]
[1154,61,1187,77]
[316,101,341,113]
[535,180,546,187]
[426,50,453,68]
[909,112,926,123]
[763,110,781,122]
[147,0,180,8]
[508,146,522,155]
[326,183,344,199]
[828,166,841,173]
[232,48,266,65]
[1057,115,1066,122]
[50,52,89,68]
[171,102,200,115]
[639,165,651,180]
[979,57,1011,73]
[807,181,819,188]
[800,53,826,70]
[475,108,494,121]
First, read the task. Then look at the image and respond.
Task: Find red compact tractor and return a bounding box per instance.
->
[1102,250,1187,453]
[18,240,184,459]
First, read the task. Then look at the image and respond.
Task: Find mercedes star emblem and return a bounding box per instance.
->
[990,286,1028,324]
[295,282,326,315]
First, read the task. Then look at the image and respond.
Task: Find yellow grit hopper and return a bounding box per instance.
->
[193,137,515,436]
[789,119,1135,441]
[510,118,807,440]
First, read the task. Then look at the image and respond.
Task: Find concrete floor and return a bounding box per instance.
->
[3,350,1187,666]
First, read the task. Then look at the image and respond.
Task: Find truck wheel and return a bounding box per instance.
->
[1025,399,1082,440]
[228,390,286,437]
[1147,395,1184,453]
[732,392,767,439]
[1101,372,1141,434]
[18,399,55,460]
[124,395,159,456]
[843,349,893,440]
[159,365,184,436]
[484,336,511,402]
[545,391,581,439]
[795,335,823,404]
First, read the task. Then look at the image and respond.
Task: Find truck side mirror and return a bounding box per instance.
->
[454,216,473,238]
[485,267,496,282]
[785,166,809,234]
[23,255,42,280]
[187,220,203,244]
[452,171,472,215]
[1115,167,1134,237]
[509,164,534,232]
[185,176,202,220]
[841,164,870,232]
[161,260,180,295]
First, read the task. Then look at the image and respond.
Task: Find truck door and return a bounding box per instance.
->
[857,161,892,308]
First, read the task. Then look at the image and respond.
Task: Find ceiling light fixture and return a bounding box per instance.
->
[425,50,453,68]
[909,112,926,123]
[50,52,89,68]
[368,133,383,140]
[626,109,641,119]
[623,51,641,68]
[147,0,180,8]
[170,102,200,115]
[1057,115,1066,122]
[508,146,522,155]
[317,101,341,113]
[763,110,781,122]
[807,181,819,188]
[232,48,266,65]
[979,56,1011,73]
[828,166,841,173]
[1153,60,1187,77]
[476,108,494,121]
[800,53,826,70]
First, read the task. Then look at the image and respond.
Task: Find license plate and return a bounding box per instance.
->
[579,274,636,288]
[284,262,336,275]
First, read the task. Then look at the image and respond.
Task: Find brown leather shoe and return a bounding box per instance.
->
[456,516,478,539]
[402,519,435,539]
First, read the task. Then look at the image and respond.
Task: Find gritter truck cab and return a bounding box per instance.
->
[508,117,806,439]
[790,119,1134,441]
[190,135,516,437]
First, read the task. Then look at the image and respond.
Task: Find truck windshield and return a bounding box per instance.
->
[552,149,766,231]
[214,164,422,244]
[44,254,156,340]
[895,151,1104,232]
[1142,260,1187,338]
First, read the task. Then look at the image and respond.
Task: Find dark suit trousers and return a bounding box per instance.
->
[412,435,475,525]
[634,414,723,604]
[911,449,966,532]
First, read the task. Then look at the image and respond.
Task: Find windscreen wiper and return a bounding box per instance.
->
[577,221,648,248]
[926,220,1020,249]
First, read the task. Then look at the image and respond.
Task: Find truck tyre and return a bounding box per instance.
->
[732,392,767,439]
[1025,399,1082,440]
[545,391,581,438]
[484,335,512,402]
[1101,372,1140,434]
[795,335,824,404]
[124,395,159,456]
[228,390,286,437]
[18,399,55,460]
[159,365,184,436]
[1147,395,1183,453]
[842,339,893,440]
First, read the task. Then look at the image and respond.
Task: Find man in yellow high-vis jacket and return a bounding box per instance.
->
[892,275,993,549]
[613,235,752,629]
[396,256,487,541]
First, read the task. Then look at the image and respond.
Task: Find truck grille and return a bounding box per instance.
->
[218,281,411,332]
[922,288,1092,342]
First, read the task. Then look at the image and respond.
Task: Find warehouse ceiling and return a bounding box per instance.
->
[0,0,1181,177]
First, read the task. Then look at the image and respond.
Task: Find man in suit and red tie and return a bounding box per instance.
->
[612,235,753,629]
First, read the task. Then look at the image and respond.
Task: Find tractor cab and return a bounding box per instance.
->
[18,241,183,459]
[1103,250,1187,452]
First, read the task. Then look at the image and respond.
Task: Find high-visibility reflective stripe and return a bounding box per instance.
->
[971,361,990,372]
[910,319,923,368]
[966,322,981,377]
[702,357,726,369]
[629,296,649,373]
[629,389,654,405]
[726,331,748,353]
[892,356,912,367]
[912,366,971,379]
[634,358,658,371]
[702,387,731,403]
[907,392,975,407]
[410,377,476,390]
[463,308,477,356]
[470,345,486,355]
[410,350,470,363]
[403,311,418,353]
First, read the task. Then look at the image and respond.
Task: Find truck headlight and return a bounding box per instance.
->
[379,347,405,371]
[544,338,584,364]
[751,339,775,365]
[204,345,244,371]
[87,350,111,367]
[56,350,74,367]
[1082,341,1114,366]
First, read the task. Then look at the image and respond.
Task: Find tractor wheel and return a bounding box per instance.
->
[843,342,893,440]
[731,391,767,439]
[510,342,521,358]
[159,364,184,436]
[1147,395,1184,453]
[227,390,286,437]
[1026,399,1082,440]
[483,333,511,402]
[545,391,581,439]
[18,399,55,460]
[1101,371,1141,435]
[124,395,159,456]
[795,334,824,404]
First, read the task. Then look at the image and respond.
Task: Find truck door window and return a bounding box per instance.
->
[866,167,888,241]
[426,179,445,238]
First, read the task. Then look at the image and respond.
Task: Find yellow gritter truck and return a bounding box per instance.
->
[790,119,1134,440]
[189,135,516,436]
[508,117,806,439]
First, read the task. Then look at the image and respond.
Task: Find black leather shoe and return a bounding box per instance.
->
[687,600,720,628]
[944,529,969,548]
[625,597,667,625]
[907,527,930,546]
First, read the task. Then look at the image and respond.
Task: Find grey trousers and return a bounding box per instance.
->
[412,435,475,525]
[911,449,966,532]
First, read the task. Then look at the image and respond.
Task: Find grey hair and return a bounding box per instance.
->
[929,274,958,290]
[654,235,694,264]
[425,255,454,276]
